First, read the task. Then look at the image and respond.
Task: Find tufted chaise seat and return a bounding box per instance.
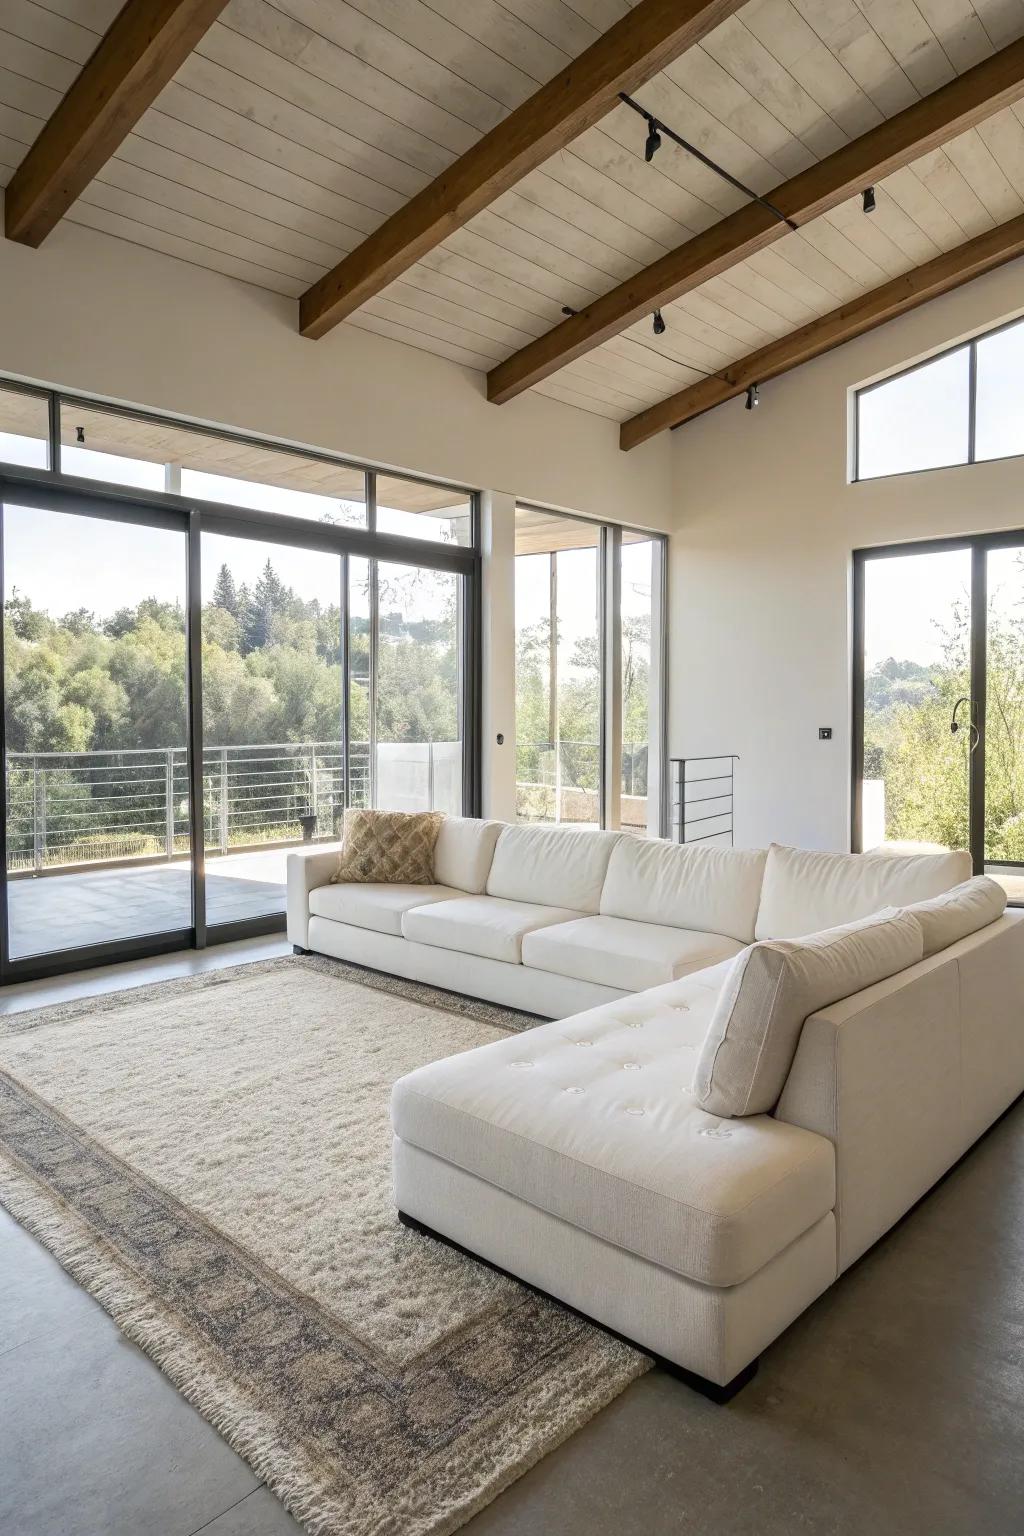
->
[391,965,835,1290]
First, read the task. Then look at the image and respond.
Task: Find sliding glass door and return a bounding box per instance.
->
[2,495,192,964]
[854,536,1024,903]
[515,509,602,827]
[983,547,1024,902]
[200,533,346,928]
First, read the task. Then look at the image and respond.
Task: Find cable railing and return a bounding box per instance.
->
[6,741,362,875]
[6,737,648,874]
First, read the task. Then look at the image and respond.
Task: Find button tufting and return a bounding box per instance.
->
[698,1126,732,1139]
[621,1061,641,1071]
[574,1039,593,1047]
[564,1086,584,1095]
[509,1061,534,1070]
[624,1106,645,1117]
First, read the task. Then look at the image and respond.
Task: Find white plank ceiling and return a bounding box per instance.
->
[2,0,1024,422]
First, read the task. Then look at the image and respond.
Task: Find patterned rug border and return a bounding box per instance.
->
[0,951,545,1038]
[0,956,648,1536]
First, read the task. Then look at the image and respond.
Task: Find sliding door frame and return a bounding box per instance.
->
[0,457,481,983]
[852,530,1024,892]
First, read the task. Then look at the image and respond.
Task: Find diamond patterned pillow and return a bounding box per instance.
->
[331,809,443,885]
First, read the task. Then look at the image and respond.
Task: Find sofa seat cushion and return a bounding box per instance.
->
[309,882,464,937]
[402,895,584,965]
[392,974,836,1288]
[521,915,744,992]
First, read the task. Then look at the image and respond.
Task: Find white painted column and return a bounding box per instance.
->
[480,490,517,822]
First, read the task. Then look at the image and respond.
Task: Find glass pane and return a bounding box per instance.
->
[975,319,1024,464]
[984,548,1024,902]
[60,401,367,524]
[620,536,658,835]
[514,507,601,826]
[0,384,49,469]
[857,349,970,480]
[375,474,472,545]
[3,503,190,958]
[860,549,972,854]
[201,535,344,924]
[375,562,463,812]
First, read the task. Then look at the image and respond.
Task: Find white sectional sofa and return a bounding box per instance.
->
[287,820,1024,1398]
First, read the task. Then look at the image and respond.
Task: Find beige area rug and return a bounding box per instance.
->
[0,955,648,1536]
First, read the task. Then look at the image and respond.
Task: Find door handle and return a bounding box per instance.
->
[950,697,980,751]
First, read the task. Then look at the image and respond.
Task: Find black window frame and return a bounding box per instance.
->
[853,311,1024,483]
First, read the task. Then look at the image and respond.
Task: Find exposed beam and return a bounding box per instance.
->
[619,213,1024,448]
[488,37,1024,405]
[298,0,745,341]
[4,0,230,247]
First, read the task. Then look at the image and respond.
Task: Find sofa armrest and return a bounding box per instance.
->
[775,913,1024,1274]
[286,845,340,948]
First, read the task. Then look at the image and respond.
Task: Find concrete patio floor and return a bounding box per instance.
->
[6,849,309,958]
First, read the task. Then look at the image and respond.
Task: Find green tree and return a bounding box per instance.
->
[211,563,239,618]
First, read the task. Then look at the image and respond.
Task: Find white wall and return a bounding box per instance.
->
[0,213,672,532]
[668,257,1024,853]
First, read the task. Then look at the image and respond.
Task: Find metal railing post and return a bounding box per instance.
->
[554,738,562,823]
[308,744,318,829]
[32,757,43,874]
[427,740,434,810]
[164,749,175,858]
[219,747,229,854]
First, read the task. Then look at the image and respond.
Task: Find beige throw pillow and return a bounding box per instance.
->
[332,809,443,885]
[694,907,924,1118]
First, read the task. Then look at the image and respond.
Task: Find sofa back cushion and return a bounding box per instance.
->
[695,908,924,1117]
[904,875,1007,958]
[486,824,619,913]
[599,838,767,943]
[433,816,502,895]
[754,843,973,940]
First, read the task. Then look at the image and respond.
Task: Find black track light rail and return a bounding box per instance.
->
[618,92,799,233]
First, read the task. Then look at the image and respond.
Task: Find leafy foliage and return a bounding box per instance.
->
[864,573,1024,859]
[3,560,460,866]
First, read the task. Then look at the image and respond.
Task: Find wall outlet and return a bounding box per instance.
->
[819,727,833,740]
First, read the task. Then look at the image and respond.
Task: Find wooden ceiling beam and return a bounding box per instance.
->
[297,0,746,341]
[4,0,231,247]
[488,37,1024,405]
[618,213,1024,449]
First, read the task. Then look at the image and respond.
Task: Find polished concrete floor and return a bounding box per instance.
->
[1,939,1022,1535]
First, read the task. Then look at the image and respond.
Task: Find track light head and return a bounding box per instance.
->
[862,186,876,214]
[644,122,662,163]
[745,383,759,411]
[561,305,576,317]
[652,308,666,336]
